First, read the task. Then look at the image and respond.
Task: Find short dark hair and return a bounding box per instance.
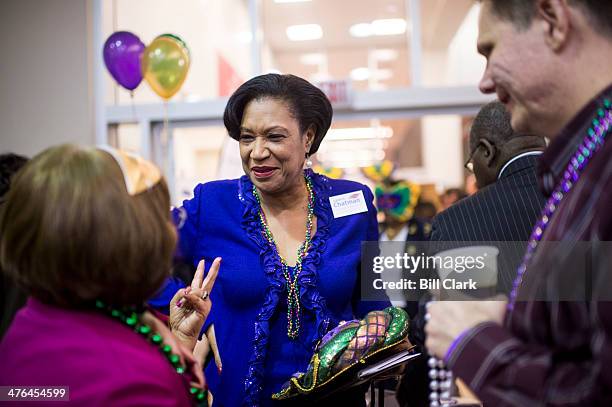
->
[484,0,612,37]
[0,153,28,201]
[443,188,467,201]
[0,144,175,308]
[223,73,333,154]
[414,201,437,220]
[470,101,516,151]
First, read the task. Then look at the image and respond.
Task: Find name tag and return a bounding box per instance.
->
[329,190,368,218]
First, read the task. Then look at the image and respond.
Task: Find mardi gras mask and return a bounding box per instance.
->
[375,181,421,222]
[313,165,344,180]
[361,160,394,183]
[272,307,412,401]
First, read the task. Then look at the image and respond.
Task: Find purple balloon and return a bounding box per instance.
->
[103,31,145,91]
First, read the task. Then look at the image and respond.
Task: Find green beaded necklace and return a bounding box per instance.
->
[94,300,208,406]
[253,176,315,340]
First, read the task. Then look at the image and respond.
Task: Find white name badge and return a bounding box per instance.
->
[329,190,368,218]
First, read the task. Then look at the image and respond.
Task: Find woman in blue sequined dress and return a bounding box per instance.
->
[173,74,385,406]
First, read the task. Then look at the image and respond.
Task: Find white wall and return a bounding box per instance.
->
[421,50,448,87]
[421,4,484,87]
[447,4,485,85]
[0,0,96,156]
[421,115,463,189]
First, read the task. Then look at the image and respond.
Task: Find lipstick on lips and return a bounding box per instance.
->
[252,166,277,179]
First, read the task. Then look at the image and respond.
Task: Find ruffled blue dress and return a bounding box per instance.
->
[171,170,384,406]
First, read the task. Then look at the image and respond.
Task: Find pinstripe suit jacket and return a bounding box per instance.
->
[429,155,546,293]
[398,156,546,407]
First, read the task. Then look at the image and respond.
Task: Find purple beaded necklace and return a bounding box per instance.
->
[508,99,612,310]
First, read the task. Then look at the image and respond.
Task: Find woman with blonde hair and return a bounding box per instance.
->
[0,144,219,406]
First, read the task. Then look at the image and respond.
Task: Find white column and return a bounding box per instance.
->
[421,116,464,190]
[91,0,107,146]
[407,0,422,86]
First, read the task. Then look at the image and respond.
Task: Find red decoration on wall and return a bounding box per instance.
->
[217,53,244,97]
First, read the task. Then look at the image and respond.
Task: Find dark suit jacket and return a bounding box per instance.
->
[430,154,546,292]
[397,154,546,407]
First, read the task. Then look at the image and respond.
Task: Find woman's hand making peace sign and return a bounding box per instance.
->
[169,257,221,352]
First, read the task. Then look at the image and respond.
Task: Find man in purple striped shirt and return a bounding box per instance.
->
[425,0,612,405]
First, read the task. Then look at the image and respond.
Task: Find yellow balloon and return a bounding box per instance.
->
[142,36,190,100]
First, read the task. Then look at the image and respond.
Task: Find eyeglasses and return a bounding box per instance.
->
[464,144,480,173]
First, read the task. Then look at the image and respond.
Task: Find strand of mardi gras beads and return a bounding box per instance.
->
[94,300,208,406]
[253,176,315,339]
[509,99,612,310]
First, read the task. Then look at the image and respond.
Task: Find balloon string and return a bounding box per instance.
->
[163,100,169,175]
[163,101,169,145]
[130,91,136,121]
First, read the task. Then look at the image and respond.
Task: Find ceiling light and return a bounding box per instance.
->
[349,23,373,38]
[350,67,370,81]
[310,72,332,82]
[300,53,326,65]
[371,49,398,61]
[286,24,323,41]
[326,127,393,141]
[349,19,407,38]
[371,19,406,36]
[369,83,388,90]
[373,69,393,80]
[317,135,388,168]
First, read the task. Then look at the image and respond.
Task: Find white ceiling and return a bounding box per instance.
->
[262,0,473,51]
[261,0,475,87]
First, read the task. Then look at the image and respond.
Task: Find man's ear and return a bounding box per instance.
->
[480,139,497,167]
[536,0,571,52]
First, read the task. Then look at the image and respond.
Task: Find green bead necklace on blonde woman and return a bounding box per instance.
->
[95,146,222,407]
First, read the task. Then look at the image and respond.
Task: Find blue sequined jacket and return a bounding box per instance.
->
[173,170,384,406]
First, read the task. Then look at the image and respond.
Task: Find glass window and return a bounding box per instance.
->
[171,126,243,205]
[109,123,141,154]
[103,0,253,105]
[313,114,473,192]
[317,118,421,169]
